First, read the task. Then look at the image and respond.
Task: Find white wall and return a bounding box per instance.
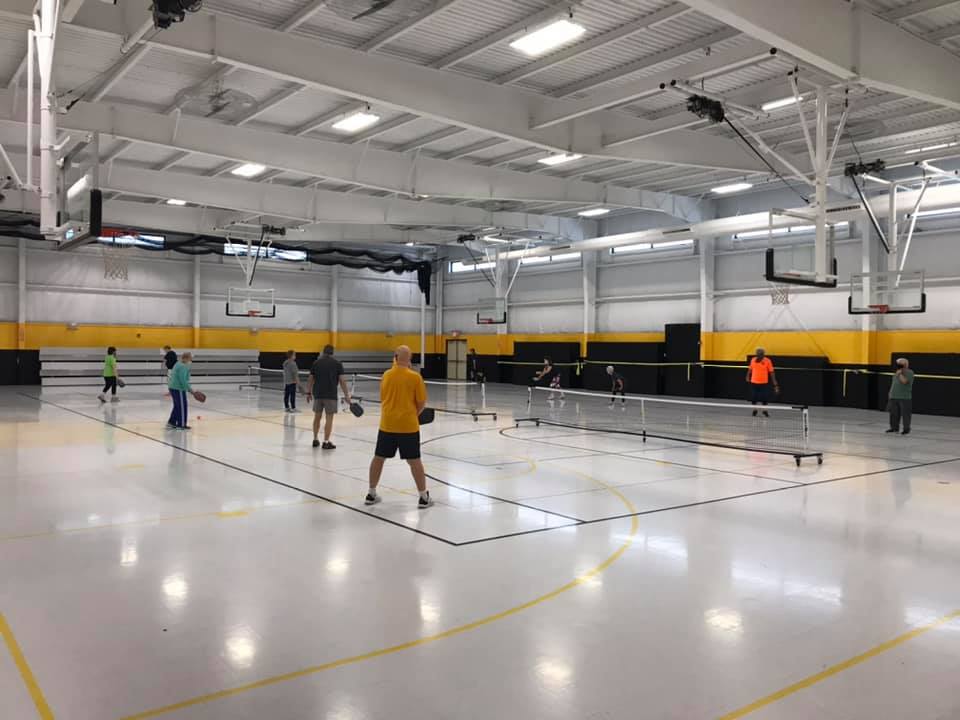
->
[0,240,428,334]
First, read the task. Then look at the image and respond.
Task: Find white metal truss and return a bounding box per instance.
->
[45,4,767,172]
[682,0,960,111]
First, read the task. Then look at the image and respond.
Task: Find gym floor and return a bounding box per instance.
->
[2,383,959,720]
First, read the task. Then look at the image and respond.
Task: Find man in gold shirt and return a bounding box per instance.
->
[365,345,432,508]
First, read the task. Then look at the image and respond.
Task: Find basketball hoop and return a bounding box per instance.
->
[101,238,131,281]
[247,309,262,318]
[868,304,890,314]
[770,284,791,305]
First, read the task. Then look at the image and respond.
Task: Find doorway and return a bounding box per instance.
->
[446,339,467,380]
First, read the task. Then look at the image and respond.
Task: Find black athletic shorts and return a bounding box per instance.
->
[375,430,421,460]
[750,384,770,403]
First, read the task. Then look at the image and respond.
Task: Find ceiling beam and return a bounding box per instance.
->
[531,40,774,128]
[357,0,461,52]
[8,98,707,220]
[682,0,960,111]
[118,12,764,170]
[90,164,589,235]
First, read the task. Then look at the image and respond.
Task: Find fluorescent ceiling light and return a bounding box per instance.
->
[653,239,694,249]
[578,208,610,217]
[611,242,652,254]
[510,19,586,57]
[734,220,847,240]
[711,182,753,194]
[405,242,415,246]
[538,153,583,167]
[905,142,956,155]
[230,163,267,178]
[913,206,960,218]
[551,251,581,262]
[66,176,89,200]
[762,96,801,112]
[331,110,381,134]
[273,249,307,261]
[165,198,187,206]
[475,261,495,270]
[483,235,511,244]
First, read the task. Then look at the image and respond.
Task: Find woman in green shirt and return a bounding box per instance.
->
[98,346,119,403]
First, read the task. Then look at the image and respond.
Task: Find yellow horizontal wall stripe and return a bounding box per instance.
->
[2,323,956,364]
[703,330,960,365]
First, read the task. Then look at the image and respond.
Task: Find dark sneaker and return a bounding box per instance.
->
[885,428,898,433]
[364,492,381,506]
[322,441,336,450]
[418,492,434,509]
[180,425,192,430]
[312,439,320,448]
[166,423,177,430]
[902,430,911,435]
[762,411,770,418]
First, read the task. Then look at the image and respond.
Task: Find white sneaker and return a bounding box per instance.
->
[98,394,106,403]
[418,492,434,509]
[364,491,381,506]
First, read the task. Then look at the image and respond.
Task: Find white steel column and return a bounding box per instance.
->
[699,237,715,361]
[18,238,26,350]
[192,256,201,347]
[35,0,60,234]
[330,266,339,346]
[434,260,444,340]
[814,86,829,281]
[582,251,597,356]
[887,183,900,272]
[494,251,509,346]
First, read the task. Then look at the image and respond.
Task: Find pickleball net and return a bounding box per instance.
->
[521,386,821,465]
[350,373,495,421]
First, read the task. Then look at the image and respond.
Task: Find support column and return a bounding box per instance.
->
[582,251,597,357]
[434,260,444,344]
[699,237,716,361]
[192,256,201,348]
[330,266,339,347]
[887,183,900,272]
[17,239,26,350]
[419,290,426,373]
[493,251,511,355]
[35,0,60,234]
[857,215,880,364]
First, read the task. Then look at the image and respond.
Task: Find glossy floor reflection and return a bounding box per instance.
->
[1,384,959,720]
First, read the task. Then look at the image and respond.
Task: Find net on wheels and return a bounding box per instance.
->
[521,386,822,465]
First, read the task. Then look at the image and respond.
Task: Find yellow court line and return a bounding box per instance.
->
[717,608,960,720]
[0,612,54,720]
[0,499,321,544]
[119,474,640,719]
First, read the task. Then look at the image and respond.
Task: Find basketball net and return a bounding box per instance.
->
[770,283,790,305]
[101,241,131,281]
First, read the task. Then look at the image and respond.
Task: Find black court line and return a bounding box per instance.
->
[22,393,460,547]
[455,456,960,546]
[207,403,586,522]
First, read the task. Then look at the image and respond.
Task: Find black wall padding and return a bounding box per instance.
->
[512,342,581,387]
[707,355,828,407]
[663,323,704,397]
[16,350,41,385]
[883,353,960,417]
[0,350,18,385]
[664,323,701,361]
[585,342,663,395]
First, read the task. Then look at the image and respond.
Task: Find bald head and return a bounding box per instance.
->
[395,345,412,367]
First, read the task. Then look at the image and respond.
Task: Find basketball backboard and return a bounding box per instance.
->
[227,287,277,318]
[848,270,926,314]
[476,296,507,325]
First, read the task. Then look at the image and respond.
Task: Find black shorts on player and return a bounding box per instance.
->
[374,430,421,460]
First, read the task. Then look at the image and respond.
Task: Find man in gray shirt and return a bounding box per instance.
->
[305,344,353,449]
[282,349,300,413]
[887,357,915,435]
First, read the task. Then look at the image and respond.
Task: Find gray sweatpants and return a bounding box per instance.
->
[889,399,912,432]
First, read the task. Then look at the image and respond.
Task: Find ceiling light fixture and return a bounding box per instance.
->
[711,181,753,194]
[483,235,511,244]
[230,163,267,178]
[905,142,957,155]
[761,96,801,112]
[510,18,586,57]
[538,153,583,167]
[332,110,381,134]
[165,198,187,206]
[578,208,610,217]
